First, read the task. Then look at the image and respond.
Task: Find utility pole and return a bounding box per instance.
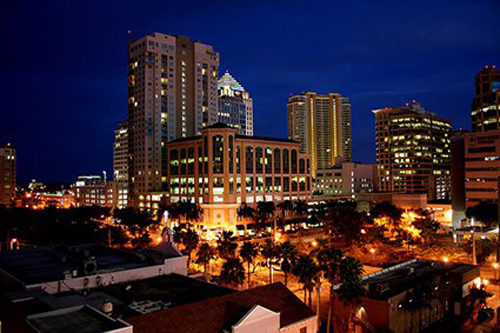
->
[472,217,477,265]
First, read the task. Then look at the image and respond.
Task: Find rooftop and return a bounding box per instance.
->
[126,282,315,333]
[362,259,478,300]
[27,305,130,333]
[0,245,159,286]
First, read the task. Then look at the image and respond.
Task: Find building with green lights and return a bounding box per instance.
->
[471,66,500,132]
[373,102,452,201]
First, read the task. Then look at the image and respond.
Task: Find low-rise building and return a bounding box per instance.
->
[149,123,312,230]
[0,243,186,294]
[314,161,377,196]
[72,175,128,209]
[334,259,479,333]
[127,282,317,333]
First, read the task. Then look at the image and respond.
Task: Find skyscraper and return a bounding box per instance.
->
[0,143,16,206]
[113,121,129,186]
[217,71,253,135]
[471,65,500,132]
[287,92,351,176]
[126,32,219,204]
[373,101,452,200]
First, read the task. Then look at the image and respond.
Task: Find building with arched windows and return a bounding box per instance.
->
[156,123,312,230]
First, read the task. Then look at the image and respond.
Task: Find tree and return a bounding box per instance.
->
[464,237,497,264]
[336,256,366,333]
[292,254,320,307]
[313,244,344,333]
[412,211,440,244]
[277,200,294,220]
[195,242,216,272]
[239,241,259,287]
[277,241,298,287]
[237,203,256,237]
[466,202,498,227]
[370,202,403,222]
[219,258,245,288]
[323,206,365,246]
[180,228,200,269]
[217,230,238,259]
[256,201,276,233]
[260,239,279,284]
[114,208,157,247]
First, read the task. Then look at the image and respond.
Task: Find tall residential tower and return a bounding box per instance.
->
[287,92,351,176]
[217,71,253,135]
[373,101,452,201]
[126,32,219,204]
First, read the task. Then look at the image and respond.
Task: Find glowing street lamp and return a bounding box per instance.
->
[369,248,376,265]
[442,256,449,263]
[312,240,318,247]
[493,263,499,281]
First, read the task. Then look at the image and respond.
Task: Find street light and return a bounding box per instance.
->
[370,248,376,265]
[493,263,499,281]
[442,256,449,263]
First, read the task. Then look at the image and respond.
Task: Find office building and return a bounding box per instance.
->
[314,161,377,196]
[0,143,16,206]
[451,130,468,227]
[334,259,479,333]
[162,123,312,229]
[471,65,500,132]
[113,122,129,186]
[373,101,452,201]
[72,175,127,209]
[218,71,253,135]
[127,32,219,205]
[287,92,351,176]
[464,130,500,206]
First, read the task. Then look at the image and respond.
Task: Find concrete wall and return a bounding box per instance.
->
[29,256,187,294]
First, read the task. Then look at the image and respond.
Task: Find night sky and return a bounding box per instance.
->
[2,0,499,184]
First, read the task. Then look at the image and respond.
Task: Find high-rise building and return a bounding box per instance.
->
[471,65,500,132]
[127,32,219,204]
[464,130,500,206]
[373,101,452,201]
[314,161,377,196]
[217,71,253,135]
[287,92,351,177]
[113,122,128,186]
[0,143,16,206]
[451,130,468,228]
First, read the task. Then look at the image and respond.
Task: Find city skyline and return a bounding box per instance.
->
[2,0,500,183]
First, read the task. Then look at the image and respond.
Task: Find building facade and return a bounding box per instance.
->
[0,143,16,206]
[161,123,312,230]
[72,175,127,209]
[314,162,377,196]
[471,66,500,132]
[287,92,351,176]
[113,121,129,186]
[373,101,452,201]
[451,130,468,227]
[127,32,219,205]
[464,130,500,206]
[218,71,253,135]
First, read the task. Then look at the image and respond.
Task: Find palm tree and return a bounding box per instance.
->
[185,202,203,226]
[166,203,182,227]
[260,239,279,284]
[195,242,216,273]
[257,201,276,234]
[336,256,366,333]
[237,203,256,237]
[217,230,238,259]
[277,200,294,220]
[313,244,344,333]
[293,200,309,229]
[277,241,298,287]
[219,257,245,288]
[292,254,320,307]
[181,228,200,270]
[239,241,259,287]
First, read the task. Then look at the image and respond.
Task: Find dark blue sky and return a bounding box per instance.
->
[1,0,499,184]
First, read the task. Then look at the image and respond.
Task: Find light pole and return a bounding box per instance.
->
[472,217,477,265]
[370,248,376,266]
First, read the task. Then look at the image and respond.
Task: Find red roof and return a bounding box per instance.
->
[126,282,315,333]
